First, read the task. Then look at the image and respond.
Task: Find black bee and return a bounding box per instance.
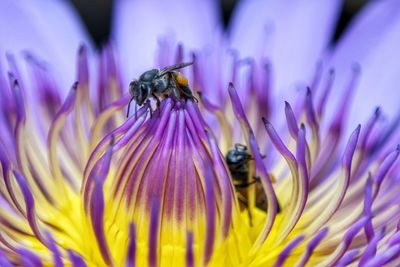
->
[127,62,196,117]
[226,144,281,221]
[226,144,256,188]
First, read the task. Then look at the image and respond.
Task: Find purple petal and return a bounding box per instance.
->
[249,134,279,245]
[273,236,304,267]
[17,248,44,267]
[148,196,161,267]
[0,143,24,214]
[96,45,125,111]
[304,89,320,159]
[202,156,216,265]
[0,251,13,267]
[309,75,359,185]
[335,249,359,267]
[305,89,318,132]
[271,125,309,244]
[344,216,369,245]
[307,228,329,248]
[306,125,360,234]
[296,124,309,189]
[68,250,87,267]
[316,69,335,117]
[296,228,329,266]
[90,178,113,266]
[284,101,299,139]
[389,231,400,246]
[45,231,63,267]
[228,83,253,130]
[342,125,361,170]
[363,176,374,241]
[112,0,221,82]
[263,118,297,167]
[77,45,89,85]
[24,53,62,115]
[13,170,46,244]
[186,232,194,267]
[364,245,400,267]
[324,217,368,266]
[206,130,233,237]
[359,227,386,265]
[359,107,381,151]
[9,77,25,122]
[229,0,342,100]
[51,82,78,120]
[373,146,400,188]
[327,65,360,135]
[126,224,136,267]
[327,0,400,126]
[0,0,93,92]
[88,141,114,266]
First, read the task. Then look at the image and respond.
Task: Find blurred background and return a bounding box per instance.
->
[70,0,369,46]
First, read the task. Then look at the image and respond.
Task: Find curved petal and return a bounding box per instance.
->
[112,0,221,82]
[0,0,93,92]
[229,0,342,98]
[326,0,400,126]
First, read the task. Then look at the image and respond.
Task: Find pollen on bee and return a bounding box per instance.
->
[174,73,189,87]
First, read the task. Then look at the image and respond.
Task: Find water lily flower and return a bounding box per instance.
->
[1,0,400,266]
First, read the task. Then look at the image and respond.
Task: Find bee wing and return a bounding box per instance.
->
[157,62,193,77]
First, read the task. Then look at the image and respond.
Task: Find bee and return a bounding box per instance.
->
[226,144,280,224]
[127,62,197,117]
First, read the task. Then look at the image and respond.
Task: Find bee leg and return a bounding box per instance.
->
[127,97,134,118]
[234,178,259,189]
[248,154,265,162]
[147,102,153,119]
[171,86,181,100]
[152,93,161,117]
[168,73,182,99]
[237,194,253,227]
[181,85,198,103]
[135,102,138,120]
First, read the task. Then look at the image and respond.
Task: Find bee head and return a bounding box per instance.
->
[129,80,150,106]
[226,144,251,166]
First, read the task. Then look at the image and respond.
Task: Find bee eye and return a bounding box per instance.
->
[129,80,138,94]
[140,84,147,93]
